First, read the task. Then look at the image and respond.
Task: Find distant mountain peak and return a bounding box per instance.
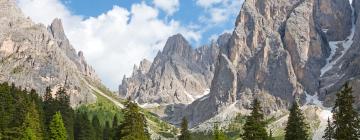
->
[162,34,192,57]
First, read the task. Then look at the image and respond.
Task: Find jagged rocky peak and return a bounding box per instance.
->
[119,33,230,106]
[169,0,358,128]
[137,59,151,74]
[0,0,103,106]
[49,18,67,41]
[161,34,192,57]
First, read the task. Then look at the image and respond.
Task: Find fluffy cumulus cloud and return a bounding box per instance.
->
[197,0,244,25]
[17,0,200,89]
[153,0,179,15]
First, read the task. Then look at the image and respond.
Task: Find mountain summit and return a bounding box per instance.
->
[0,0,101,106]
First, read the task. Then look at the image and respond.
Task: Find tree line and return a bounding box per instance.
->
[177,83,360,140]
[0,82,150,140]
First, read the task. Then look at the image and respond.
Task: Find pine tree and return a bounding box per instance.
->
[55,87,74,140]
[332,83,360,139]
[112,115,119,139]
[49,112,67,140]
[118,100,150,140]
[22,102,44,140]
[74,112,95,140]
[323,117,334,140]
[179,117,191,140]
[242,99,269,140]
[103,121,112,140]
[92,115,103,140]
[213,123,227,140]
[284,101,309,140]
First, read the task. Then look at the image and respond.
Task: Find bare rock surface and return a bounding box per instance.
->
[0,0,102,106]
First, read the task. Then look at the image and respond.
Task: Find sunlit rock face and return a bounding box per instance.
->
[119,33,231,105]
[0,0,102,106]
[119,0,360,128]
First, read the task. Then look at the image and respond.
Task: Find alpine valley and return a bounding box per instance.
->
[2,0,360,140]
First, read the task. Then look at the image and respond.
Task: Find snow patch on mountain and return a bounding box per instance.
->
[305,92,333,140]
[321,2,356,77]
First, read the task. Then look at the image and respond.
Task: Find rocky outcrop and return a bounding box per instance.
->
[0,0,101,106]
[284,0,328,96]
[117,0,359,128]
[320,0,360,108]
[315,0,353,41]
[170,0,357,127]
[119,33,231,105]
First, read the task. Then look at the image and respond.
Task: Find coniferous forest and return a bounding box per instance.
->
[1,81,360,140]
[0,82,149,140]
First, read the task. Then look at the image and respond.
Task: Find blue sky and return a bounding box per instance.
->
[60,0,239,45]
[18,0,243,90]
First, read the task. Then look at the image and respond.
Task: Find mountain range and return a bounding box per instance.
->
[2,0,360,139]
[119,0,360,133]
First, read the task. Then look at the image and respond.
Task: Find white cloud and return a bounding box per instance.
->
[196,0,222,8]
[196,0,244,25]
[17,0,200,90]
[153,0,179,15]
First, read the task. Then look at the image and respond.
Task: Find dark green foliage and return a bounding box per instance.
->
[213,124,227,140]
[118,99,150,140]
[74,112,95,140]
[103,121,112,140]
[55,88,75,140]
[179,117,191,140]
[323,118,334,140]
[284,101,309,140]
[332,83,360,139]
[92,115,103,140]
[22,101,44,140]
[242,99,270,140]
[0,83,46,139]
[49,112,68,140]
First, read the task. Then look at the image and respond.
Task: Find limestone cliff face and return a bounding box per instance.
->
[119,34,231,105]
[315,0,353,41]
[171,0,356,127]
[118,0,359,128]
[0,0,101,106]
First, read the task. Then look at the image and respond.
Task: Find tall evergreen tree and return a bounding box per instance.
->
[74,112,95,140]
[332,83,360,139]
[323,117,334,140]
[55,87,74,140]
[242,99,269,140]
[213,123,227,140]
[22,102,44,140]
[118,100,150,140]
[284,101,309,140]
[112,115,119,140]
[179,117,191,140]
[103,121,112,140]
[49,112,67,140]
[92,115,103,140]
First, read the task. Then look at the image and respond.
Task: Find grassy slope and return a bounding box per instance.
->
[79,79,178,138]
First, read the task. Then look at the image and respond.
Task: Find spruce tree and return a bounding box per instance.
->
[179,117,191,140]
[118,100,150,140]
[323,117,334,140]
[284,101,309,140]
[92,115,103,140]
[55,88,74,140]
[22,102,44,140]
[213,123,227,140]
[74,112,95,140]
[242,99,269,140]
[103,121,112,140]
[332,83,360,139]
[49,112,67,140]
